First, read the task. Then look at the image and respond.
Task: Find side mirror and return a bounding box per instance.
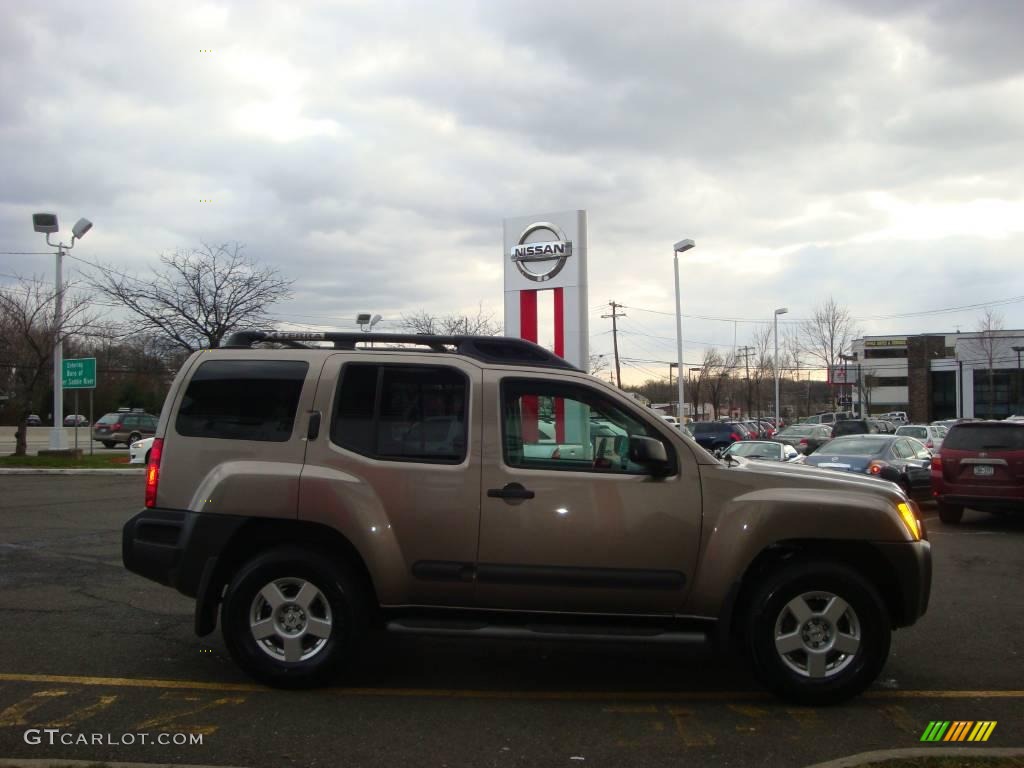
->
[629,436,670,475]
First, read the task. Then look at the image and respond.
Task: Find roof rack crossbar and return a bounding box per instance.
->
[222,330,580,371]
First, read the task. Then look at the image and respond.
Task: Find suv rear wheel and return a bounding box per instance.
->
[746,560,890,705]
[128,431,142,444]
[221,547,365,689]
[937,502,964,525]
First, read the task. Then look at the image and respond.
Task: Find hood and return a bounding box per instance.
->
[719,455,902,501]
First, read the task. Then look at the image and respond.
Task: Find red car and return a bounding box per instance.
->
[931,420,1024,524]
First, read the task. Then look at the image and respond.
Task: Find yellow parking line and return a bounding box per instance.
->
[0,673,1022,701]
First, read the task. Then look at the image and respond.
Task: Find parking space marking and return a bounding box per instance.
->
[0,689,68,726]
[133,691,246,736]
[0,673,1022,702]
[667,707,716,746]
[878,704,919,735]
[45,693,117,727]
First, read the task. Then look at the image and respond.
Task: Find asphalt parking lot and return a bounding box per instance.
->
[0,476,1020,767]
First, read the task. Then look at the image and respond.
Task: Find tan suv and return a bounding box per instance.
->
[123,331,931,704]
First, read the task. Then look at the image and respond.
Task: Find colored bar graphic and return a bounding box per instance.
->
[920,721,949,741]
[921,720,996,742]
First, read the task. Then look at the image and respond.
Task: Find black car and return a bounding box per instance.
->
[803,434,932,499]
[831,418,882,437]
[690,421,746,452]
[773,424,832,455]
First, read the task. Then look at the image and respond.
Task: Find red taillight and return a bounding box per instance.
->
[730,433,741,441]
[799,438,808,445]
[931,455,942,470]
[145,437,164,508]
[925,440,934,449]
[112,422,123,431]
[867,460,884,475]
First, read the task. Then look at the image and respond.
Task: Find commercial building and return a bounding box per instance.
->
[845,330,1024,423]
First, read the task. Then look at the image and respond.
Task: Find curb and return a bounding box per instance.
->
[804,746,1024,768]
[0,468,144,476]
[0,761,246,768]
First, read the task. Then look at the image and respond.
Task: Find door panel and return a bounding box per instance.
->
[477,372,702,615]
[299,354,482,607]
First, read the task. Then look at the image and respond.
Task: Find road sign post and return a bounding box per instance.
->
[62,358,96,454]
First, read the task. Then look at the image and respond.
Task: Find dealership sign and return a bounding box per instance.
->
[503,210,589,372]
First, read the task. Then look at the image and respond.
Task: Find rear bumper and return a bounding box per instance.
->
[873,540,932,627]
[122,508,247,597]
[934,493,1024,513]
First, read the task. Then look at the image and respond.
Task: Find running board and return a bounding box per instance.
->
[385,618,710,647]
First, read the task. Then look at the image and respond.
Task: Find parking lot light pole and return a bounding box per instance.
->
[32,213,92,450]
[673,239,695,421]
[1013,346,1024,411]
[774,307,789,427]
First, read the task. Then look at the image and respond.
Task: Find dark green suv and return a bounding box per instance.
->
[92,410,158,448]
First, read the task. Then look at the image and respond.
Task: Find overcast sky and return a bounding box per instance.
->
[3,0,1023,384]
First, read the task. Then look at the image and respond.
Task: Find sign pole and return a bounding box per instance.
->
[74,390,79,451]
[89,390,94,455]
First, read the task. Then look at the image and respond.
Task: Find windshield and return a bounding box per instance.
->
[818,437,889,456]
[725,442,780,459]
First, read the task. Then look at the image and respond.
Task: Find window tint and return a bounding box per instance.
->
[331,364,468,463]
[176,360,308,442]
[693,422,730,434]
[502,379,672,475]
[892,439,915,460]
[97,413,120,425]
[943,424,1024,451]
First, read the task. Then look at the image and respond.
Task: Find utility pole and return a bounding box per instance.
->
[602,301,626,388]
[738,345,754,418]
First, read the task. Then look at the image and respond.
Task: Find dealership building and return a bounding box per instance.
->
[843,329,1024,423]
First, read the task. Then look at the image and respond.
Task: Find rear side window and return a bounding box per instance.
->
[97,413,119,425]
[944,425,1024,451]
[331,364,468,463]
[176,359,308,442]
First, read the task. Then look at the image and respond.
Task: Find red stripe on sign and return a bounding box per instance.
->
[553,287,565,358]
[520,291,538,342]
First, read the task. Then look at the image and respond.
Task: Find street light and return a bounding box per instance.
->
[32,213,92,450]
[773,307,789,427]
[1013,346,1024,412]
[673,239,695,421]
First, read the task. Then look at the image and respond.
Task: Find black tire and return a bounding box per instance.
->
[937,502,964,524]
[746,560,890,705]
[101,441,115,449]
[221,547,365,689]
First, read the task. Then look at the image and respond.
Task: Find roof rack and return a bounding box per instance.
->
[223,330,581,371]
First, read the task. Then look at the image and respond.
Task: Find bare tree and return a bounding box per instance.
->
[399,302,502,336]
[0,276,96,455]
[89,242,293,352]
[700,348,737,420]
[970,309,1006,418]
[799,297,859,409]
[589,353,610,377]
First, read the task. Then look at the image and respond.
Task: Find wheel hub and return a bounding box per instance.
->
[801,618,832,649]
[277,604,307,634]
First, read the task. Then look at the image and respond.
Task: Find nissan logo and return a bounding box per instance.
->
[509,222,572,282]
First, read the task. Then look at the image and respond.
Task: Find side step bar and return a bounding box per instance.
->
[385,618,710,647]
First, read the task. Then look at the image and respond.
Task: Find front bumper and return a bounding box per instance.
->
[873,539,932,627]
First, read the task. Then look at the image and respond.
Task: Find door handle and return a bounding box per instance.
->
[487,482,535,500]
[306,411,321,441]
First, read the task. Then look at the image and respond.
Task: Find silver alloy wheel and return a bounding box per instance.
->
[773,590,861,679]
[249,577,333,663]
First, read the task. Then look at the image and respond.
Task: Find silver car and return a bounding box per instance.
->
[895,424,944,452]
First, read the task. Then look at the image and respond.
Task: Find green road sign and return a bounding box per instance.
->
[63,357,97,389]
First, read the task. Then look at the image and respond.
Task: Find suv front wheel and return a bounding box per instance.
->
[746,560,891,705]
[221,547,365,689]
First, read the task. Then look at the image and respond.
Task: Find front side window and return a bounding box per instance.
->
[331,364,468,463]
[176,359,308,442]
[502,379,672,475]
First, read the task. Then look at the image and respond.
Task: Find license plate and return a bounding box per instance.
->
[819,463,851,470]
[974,465,995,476]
